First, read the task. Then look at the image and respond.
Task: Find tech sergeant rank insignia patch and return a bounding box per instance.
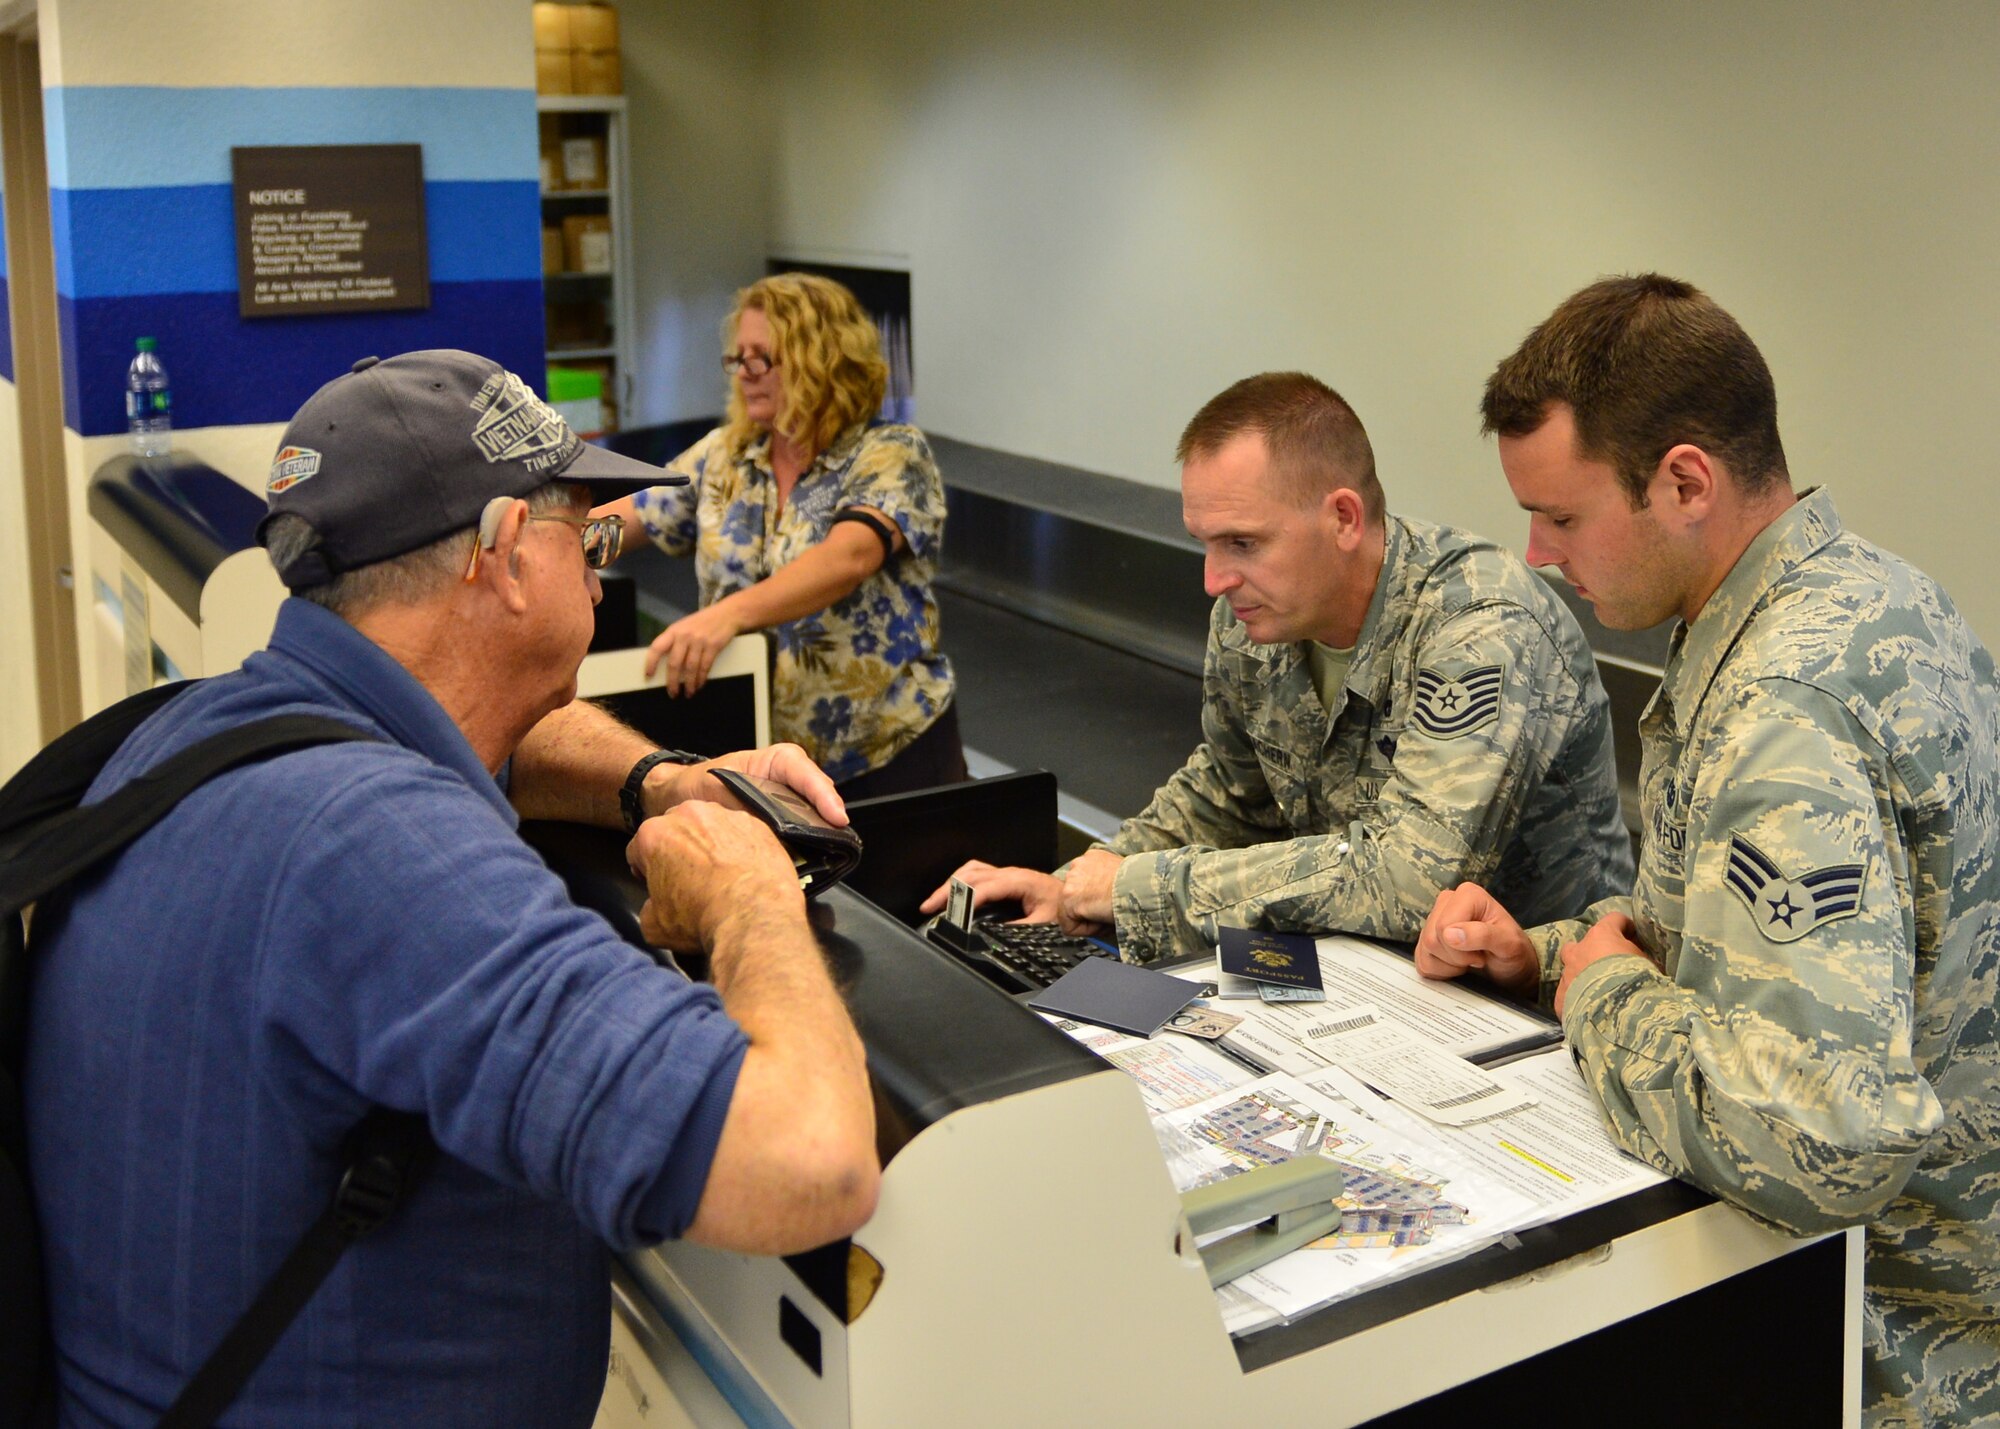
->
[1724,834,1866,943]
[1412,665,1503,738]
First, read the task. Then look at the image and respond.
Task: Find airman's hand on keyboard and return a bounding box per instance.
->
[920,860,1065,922]
[966,919,1121,991]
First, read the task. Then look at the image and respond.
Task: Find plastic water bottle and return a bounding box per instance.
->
[126,337,171,458]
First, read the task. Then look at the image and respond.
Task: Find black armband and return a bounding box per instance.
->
[830,508,900,562]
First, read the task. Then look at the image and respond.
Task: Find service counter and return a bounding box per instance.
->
[525,820,1862,1429]
[84,454,288,708]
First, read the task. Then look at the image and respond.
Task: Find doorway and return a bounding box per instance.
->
[0,16,81,758]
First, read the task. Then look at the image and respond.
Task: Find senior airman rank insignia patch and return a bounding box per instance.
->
[1724,835,1866,943]
[1412,665,1503,738]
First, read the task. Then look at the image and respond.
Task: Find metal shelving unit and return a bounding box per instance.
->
[538,93,635,433]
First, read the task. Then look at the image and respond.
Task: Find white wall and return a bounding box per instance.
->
[632,0,2000,641]
[622,0,774,428]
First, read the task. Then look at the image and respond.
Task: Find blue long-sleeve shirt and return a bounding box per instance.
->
[25,599,747,1428]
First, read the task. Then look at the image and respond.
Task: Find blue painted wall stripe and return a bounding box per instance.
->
[60,281,547,436]
[53,180,542,299]
[45,86,538,189]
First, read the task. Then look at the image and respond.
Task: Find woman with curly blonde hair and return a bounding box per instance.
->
[597,272,964,795]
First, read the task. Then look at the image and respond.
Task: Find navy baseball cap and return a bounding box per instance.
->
[257,349,684,590]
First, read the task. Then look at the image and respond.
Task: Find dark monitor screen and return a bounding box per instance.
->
[843,771,1058,926]
[592,680,759,760]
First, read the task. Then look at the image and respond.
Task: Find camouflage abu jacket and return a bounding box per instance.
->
[632,421,956,782]
[1528,488,1999,1429]
[1105,513,1632,964]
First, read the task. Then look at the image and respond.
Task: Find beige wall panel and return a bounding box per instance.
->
[43,0,533,89]
[621,0,775,428]
[750,0,2000,642]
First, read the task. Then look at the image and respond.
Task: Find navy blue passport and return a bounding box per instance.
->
[1028,957,1201,1038]
[1216,926,1324,992]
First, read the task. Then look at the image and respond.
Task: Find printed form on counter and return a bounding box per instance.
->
[1041,982,1672,1338]
[1179,931,1560,1065]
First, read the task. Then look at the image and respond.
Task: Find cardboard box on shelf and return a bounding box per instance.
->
[562,213,612,274]
[542,228,564,275]
[531,1,572,49]
[538,114,562,191]
[559,135,605,189]
[535,47,572,95]
[568,2,619,51]
[546,298,611,350]
[534,3,617,96]
[573,48,622,95]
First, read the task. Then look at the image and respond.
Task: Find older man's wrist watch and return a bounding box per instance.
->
[621,748,703,833]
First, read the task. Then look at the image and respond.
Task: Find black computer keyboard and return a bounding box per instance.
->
[926,916,1120,994]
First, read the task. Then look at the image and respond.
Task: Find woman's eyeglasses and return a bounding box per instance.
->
[721,351,776,378]
[463,499,624,581]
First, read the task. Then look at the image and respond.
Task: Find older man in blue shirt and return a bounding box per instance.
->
[25,352,879,1427]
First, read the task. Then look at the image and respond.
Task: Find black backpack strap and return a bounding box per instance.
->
[0,714,381,919]
[156,1109,435,1429]
[0,682,190,846]
[0,704,438,1429]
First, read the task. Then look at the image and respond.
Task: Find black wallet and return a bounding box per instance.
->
[708,768,863,898]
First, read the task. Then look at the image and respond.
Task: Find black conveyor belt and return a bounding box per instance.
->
[618,545,1201,823]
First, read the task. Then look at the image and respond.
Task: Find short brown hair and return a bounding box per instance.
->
[264,482,581,618]
[1481,274,1788,507]
[1177,372,1383,521]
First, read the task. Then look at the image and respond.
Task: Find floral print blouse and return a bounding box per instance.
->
[631,421,957,782]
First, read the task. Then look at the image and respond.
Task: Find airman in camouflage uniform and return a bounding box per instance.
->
[925,372,1631,967]
[1420,274,1998,1428]
[1105,512,1633,964]
[1523,490,1999,1427]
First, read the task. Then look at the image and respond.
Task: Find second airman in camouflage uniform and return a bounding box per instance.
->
[1106,512,1632,963]
[1527,490,1998,1428]
[1421,275,1998,1429]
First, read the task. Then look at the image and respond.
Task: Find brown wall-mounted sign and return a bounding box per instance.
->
[232,144,430,318]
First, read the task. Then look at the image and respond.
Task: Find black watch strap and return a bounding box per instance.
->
[621,748,702,833]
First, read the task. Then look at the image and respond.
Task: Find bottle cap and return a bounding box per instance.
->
[135,337,157,352]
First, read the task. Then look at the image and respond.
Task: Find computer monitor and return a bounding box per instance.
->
[575,637,770,759]
[843,771,1058,926]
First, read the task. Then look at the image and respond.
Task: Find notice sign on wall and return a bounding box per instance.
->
[232,144,430,318]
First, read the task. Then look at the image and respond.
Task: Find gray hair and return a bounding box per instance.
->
[266,482,581,619]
